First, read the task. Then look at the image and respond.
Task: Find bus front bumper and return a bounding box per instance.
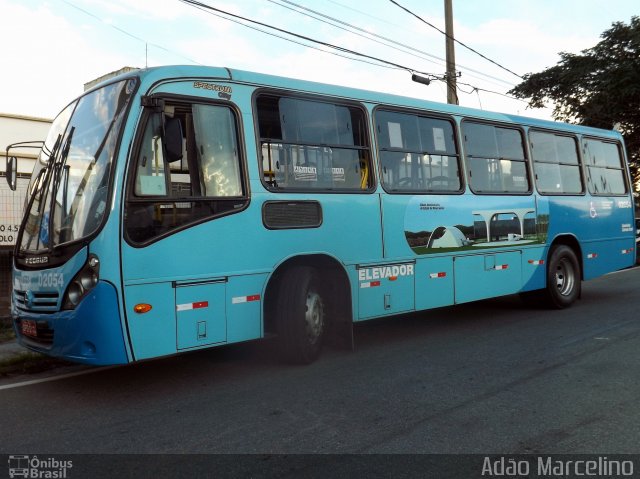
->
[12,281,130,366]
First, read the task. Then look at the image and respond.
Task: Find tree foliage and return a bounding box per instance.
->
[509,17,640,187]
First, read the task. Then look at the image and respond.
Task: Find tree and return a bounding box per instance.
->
[508,17,640,188]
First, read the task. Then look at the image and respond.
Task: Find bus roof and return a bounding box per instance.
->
[100,64,623,141]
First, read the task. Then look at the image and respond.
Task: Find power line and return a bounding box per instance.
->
[457,79,529,104]
[57,0,528,110]
[271,0,446,67]
[183,1,405,72]
[58,0,202,66]
[178,0,442,81]
[270,0,517,89]
[388,0,523,79]
[180,0,529,106]
[326,0,404,28]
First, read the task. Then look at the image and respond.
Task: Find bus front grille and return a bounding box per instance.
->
[13,289,60,313]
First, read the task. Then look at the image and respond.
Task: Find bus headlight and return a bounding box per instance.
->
[79,271,99,290]
[63,254,100,310]
[66,282,84,307]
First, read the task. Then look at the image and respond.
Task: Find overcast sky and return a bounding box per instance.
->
[2,0,638,121]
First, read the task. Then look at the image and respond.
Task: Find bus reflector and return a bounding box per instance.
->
[232,295,261,304]
[360,281,381,288]
[388,276,398,281]
[429,272,447,279]
[587,253,598,259]
[622,248,634,254]
[528,260,544,265]
[177,301,209,311]
[494,265,509,270]
[134,304,152,314]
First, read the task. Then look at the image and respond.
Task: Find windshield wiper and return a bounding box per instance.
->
[33,134,62,234]
[14,134,62,253]
[35,134,62,204]
[48,127,75,251]
[44,134,62,164]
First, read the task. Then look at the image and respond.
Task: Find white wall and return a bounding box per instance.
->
[0,113,52,247]
[0,112,52,174]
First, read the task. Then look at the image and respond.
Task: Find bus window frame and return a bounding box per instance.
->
[252,88,376,194]
[123,93,250,247]
[581,136,629,197]
[461,118,532,196]
[528,128,586,197]
[372,105,464,195]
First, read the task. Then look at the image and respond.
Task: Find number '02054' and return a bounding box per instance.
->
[39,273,65,288]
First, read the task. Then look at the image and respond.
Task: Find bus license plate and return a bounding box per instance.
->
[21,319,37,337]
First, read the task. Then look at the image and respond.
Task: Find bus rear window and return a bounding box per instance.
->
[256,95,373,191]
[583,138,627,195]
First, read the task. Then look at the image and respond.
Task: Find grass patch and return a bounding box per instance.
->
[0,351,71,377]
[0,318,16,343]
[0,317,72,376]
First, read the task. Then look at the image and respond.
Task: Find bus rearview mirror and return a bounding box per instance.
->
[5,155,17,191]
[164,118,183,163]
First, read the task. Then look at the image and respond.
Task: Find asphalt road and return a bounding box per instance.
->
[1,267,639,461]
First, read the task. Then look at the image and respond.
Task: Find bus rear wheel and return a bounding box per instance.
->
[545,245,581,309]
[276,266,326,364]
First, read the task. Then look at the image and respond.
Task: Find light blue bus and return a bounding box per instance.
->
[6,65,636,365]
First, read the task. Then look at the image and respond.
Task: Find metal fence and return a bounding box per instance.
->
[0,175,27,317]
[0,249,12,316]
[0,176,29,248]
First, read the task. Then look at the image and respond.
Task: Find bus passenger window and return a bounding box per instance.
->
[256,94,372,191]
[463,121,529,194]
[530,131,583,195]
[375,110,460,193]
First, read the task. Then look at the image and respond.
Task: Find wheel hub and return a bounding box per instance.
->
[555,258,575,296]
[304,291,324,344]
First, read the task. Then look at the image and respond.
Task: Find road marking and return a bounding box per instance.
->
[0,366,117,391]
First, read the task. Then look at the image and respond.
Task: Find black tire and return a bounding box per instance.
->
[276,267,326,364]
[544,245,581,309]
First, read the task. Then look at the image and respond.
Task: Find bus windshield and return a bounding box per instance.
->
[19,78,136,253]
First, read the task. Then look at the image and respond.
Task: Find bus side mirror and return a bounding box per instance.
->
[5,155,17,191]
[164,118,183,163]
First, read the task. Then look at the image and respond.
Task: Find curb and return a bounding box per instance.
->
[0,339,26,359]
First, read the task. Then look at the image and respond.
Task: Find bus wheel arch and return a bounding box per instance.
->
[264,254,353,363]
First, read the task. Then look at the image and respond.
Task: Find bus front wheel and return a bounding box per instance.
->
[545,245,581,309]
[276,266,326,364]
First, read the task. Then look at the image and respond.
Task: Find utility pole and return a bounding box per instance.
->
[444,0,458,104]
